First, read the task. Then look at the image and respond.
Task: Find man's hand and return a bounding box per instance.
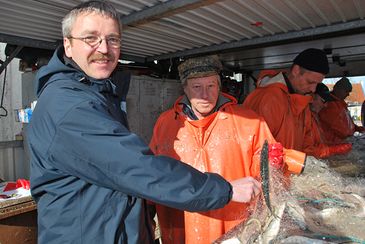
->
[355,125,365,133]
[230,177,261,203]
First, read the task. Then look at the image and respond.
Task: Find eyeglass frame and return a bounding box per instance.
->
[319,97,327,104]
[67,35,121,48]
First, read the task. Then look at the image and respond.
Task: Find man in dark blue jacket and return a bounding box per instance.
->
[27,1,261,243]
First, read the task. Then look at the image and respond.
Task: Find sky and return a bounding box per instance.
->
[324,76,365,92]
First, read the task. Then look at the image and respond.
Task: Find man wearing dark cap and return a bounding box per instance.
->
[305,83,352,158]
[318,77,365,144]
[243,48,329,153]
[150,55,306,244]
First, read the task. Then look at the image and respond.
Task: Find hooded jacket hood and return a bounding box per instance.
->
[35,46,77,97]
[35,46,119,99]
[259,72,286,88]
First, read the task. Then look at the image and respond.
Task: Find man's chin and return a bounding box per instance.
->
[86,69,114,80]
[197,108,214,116]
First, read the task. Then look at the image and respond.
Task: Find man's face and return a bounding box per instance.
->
[184,75,220,119]
[64,12,120,79]
[310,94,327,113]
[337,89,351,100]
[290,65,325,95]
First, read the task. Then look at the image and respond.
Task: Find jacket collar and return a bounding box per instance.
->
[329,92,347,106]
[63,54,117,96]
[259,72,296,93]
[283,73,295,94]
[258,72,312,115]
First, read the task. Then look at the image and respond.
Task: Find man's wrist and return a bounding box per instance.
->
[227,182,233,203]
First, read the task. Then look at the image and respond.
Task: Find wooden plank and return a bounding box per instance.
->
[0,140,23,149]
[0,196,36,220]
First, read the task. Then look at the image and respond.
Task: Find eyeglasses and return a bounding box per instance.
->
[68,35,121,48]
[319,97,327,104]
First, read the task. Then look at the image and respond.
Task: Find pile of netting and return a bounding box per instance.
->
[215,135,365,244]
[326,133,365,177]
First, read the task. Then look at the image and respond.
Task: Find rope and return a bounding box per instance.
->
[297,197,350,207]
[0,63,8,117]
[313,234,365,244]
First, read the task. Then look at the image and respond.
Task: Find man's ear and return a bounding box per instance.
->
[183,85,188,95]
[64,37,72,58]
[292,64,301,76]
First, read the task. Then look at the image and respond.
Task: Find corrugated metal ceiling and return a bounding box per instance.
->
[0,0,365,74]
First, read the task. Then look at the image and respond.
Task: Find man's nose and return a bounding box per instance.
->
[201,87,209,98]
[96,39,108,53]
[310,84,317,93]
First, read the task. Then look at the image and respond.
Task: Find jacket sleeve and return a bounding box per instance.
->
[243,87,289,139]
[302,119,337,159]
[304,142,330,159]
[47,99,232,212]
[310,143,352,158]
[302,112,329,159]
[251,116,305,176]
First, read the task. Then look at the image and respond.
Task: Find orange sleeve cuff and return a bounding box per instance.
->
[283,149,306,174]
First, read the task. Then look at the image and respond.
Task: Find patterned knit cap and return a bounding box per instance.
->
[178,55,222,84]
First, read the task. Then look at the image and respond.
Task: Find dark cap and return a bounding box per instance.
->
[334,77,352,93]
[315,83,333,102]
[178,55,222,84]
[293,48,329,75]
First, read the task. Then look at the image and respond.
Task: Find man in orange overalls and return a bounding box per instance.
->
[243,48,329,152]
[318,77,365,144]
[150,55,306,244]
[305,83,352,157]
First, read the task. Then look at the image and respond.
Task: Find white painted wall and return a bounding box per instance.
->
[127,75,182,144]
[0,43,29,181]
[0,43,23,141]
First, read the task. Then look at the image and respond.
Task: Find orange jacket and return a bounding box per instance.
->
[318,96,355,144]
[303,112,333,158]
[243,72,313,151]
[150,93,305,244]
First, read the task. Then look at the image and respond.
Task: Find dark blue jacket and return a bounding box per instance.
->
[26,47,232,243]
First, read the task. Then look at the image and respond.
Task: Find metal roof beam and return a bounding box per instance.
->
[121,0,223,27]
[147,19,365,62]
[0,45,22,75]
[120,53,146,63]
[0,33,59,50]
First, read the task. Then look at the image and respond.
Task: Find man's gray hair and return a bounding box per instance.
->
[183,75,222,88]
[62,0,122,38]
